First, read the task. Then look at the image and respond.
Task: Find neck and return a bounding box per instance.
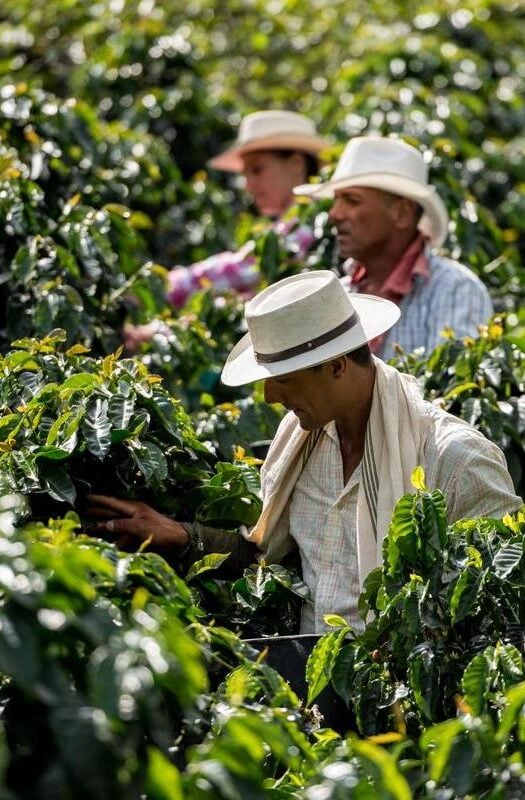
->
[334,362,376,452]
[360,231,419,284]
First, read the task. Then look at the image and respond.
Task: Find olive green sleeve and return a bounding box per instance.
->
[168,521,259,577]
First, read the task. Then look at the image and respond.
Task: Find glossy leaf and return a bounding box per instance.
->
[186,552,231,582]
[461,653,490,716]
[307,627,350,705]
[492,540,523,579]
[81,397,112,460]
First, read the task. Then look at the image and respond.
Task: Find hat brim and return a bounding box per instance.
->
[294,173,449,246]
[221,292,400,386]
[209,134,332,173]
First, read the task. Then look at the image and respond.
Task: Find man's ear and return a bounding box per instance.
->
[329,355,348,379]
[394,197,421,231]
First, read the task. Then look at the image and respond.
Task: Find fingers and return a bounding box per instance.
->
[83,517,147,550]
[108,517,144,535]
[86,494,139,516]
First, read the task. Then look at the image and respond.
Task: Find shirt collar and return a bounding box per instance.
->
[348,233,430,303]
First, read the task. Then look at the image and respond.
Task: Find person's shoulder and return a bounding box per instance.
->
[424,402,502,462]
[426,251,489,291]
[427,251,485,289]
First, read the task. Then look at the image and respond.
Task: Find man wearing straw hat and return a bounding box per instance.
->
[294,136,493,359]
[88,271,521,633]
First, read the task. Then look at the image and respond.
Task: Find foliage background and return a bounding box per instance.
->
[0,0,522,416]
[0,1,524,797]
[0,0,523,271]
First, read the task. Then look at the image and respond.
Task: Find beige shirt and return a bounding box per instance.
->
[247,360,522,633]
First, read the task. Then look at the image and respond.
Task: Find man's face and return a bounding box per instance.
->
[241,151,304,217]
[263,365,333,431]
[328,186,401,263]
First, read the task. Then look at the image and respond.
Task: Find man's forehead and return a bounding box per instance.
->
[334,186,401,201]
[265,366,312,381]
[334,185,386,199]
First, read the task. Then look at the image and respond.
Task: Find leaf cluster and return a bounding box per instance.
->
[0,331,261,529]
[3,487,525,797]
[298,490,525,796]
[0,514,322,799]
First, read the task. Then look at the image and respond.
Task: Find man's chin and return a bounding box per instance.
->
[336,236,353,260]
[295,413,317,431]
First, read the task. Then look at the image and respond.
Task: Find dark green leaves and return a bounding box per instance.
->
[192,462,262,528]
[492,540,523,579]
[0,335,261,528]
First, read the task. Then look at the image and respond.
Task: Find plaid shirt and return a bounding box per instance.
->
[345,248,494,358]
[290,421,362,633]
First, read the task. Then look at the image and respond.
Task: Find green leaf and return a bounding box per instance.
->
[45,410,80,453]
[351,737,412,799]
[50,703,122,796]
[259,229,280,284]
[60,373,100,391]
[450,567,484,623]
[386,493,418,575]
[131,440,168,484]
[306,627,350,705]
[108,392,136,430]
[461,653,490,716]
[331,643,355,707]
[145,747,184,800]
[498,642,523,680]
[446,735,476,796]
[0,606,42,691]
[492,541,523,579]
[408,642,438,721]
[34,445,71,461]
[419,490,448,556]
[81,397,111,460]
[324,614,349,628]
[496,682,525,744]
[0,414,23,441]
[186,552,231,582]
[40,462,76,504]
[420,718,465,783]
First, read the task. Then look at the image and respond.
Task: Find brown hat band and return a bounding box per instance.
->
[254,312,359,364]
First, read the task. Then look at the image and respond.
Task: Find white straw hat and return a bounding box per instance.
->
[221,270,400,386]
[209,110,331,173]
[294,136,449,246]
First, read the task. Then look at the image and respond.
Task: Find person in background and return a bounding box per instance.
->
[89,271,521,633]
[124,110,330,351]
[294,135,494,359]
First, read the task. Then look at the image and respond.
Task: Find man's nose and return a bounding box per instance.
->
[264,378,281,405]
[328,198,343,223]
